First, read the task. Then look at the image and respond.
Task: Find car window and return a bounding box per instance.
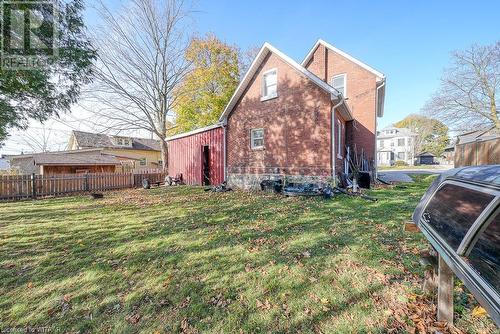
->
[423,183,494,250]
[467,211,500,292]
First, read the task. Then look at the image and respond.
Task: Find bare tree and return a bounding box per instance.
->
[12,122,68,153]
[85,0,194,169]
[423,42,499,131]
[239,45,260,78]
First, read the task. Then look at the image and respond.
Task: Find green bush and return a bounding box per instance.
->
[394,160,409,167]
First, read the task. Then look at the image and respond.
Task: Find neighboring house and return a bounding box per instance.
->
[6,149,121,175]
[68,131,162,171]
[376,126,417,166]
[168,39,386,188]
[454,127,499,167]
[415,152,436,165]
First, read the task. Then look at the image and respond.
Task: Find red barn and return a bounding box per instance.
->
[167,124,225,185]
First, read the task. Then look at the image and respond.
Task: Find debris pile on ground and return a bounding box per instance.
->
[165,173,184,186]
[205,181,232,192]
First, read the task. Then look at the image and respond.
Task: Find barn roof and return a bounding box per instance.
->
[166,123,223,141]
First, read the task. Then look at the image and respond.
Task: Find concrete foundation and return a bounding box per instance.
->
[227,173,333,190]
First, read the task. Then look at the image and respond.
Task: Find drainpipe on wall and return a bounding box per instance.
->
[374,80,386,179]
[331,99,344,185]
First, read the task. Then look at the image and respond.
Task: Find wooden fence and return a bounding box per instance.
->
[454,137,500,167]
[0,172,166,201]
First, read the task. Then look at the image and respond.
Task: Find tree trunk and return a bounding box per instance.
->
[161,139,168,172]
[490,98,499,129]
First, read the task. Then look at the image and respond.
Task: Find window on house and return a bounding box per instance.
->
[398,138,405,146]
[139,158,147,166]
[251,128,264,149]
[397,152,405,160]
[337,120,342,158]
[117,138,123,145]
[262,69,277,100]
[332,74,346,96]
[380,139,385,147]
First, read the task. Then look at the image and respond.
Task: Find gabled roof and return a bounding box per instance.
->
[416,152,436,157]
[72,130,161,151]
[219,42,347,122]
[378,126,417,139]
[302,39,385,80]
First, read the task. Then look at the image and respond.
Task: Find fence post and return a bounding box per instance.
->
[31,173,37,199]
[84,172,89,192]
[437,255,454,323]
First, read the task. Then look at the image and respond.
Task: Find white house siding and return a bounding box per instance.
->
[376,127,417,166]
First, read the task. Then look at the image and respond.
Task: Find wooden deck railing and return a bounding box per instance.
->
[0,172,166,201]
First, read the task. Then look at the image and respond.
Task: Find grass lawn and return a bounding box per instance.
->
[0,175,496,333]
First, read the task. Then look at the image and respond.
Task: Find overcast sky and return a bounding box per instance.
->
[2,0,499,155]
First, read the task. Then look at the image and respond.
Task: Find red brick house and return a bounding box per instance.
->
[168,39,385,188]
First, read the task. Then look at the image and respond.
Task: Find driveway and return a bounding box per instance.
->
[377,166,453,183]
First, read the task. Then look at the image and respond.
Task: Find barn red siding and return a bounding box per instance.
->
[167,127,224,185]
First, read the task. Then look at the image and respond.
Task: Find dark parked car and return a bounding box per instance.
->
[412,165,499,325]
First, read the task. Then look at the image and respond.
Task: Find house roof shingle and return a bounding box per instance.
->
[34,152,121,166]
[456,127,499,145]
[72,131,161,151]
[7,149,121,166]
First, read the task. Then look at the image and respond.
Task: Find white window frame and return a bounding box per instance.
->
[332,73,347,97]
[261,68,278,101]
[398,138,405,147]
[139,158,147,166]
[250,128,264,150]
[337,119,342,159]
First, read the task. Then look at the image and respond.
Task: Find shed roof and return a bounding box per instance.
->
[416,152,436,157]
[35,153,120,166]
[6,149,121,166]
[166,123,223,141]
[456,127,499,145]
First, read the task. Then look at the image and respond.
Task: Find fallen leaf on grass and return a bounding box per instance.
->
[256,298,272,310]
[162,274,174,287]
[125,313,141,324]
[471,306,487,318]
[27,282,33,289]
[63,294,72,302]
[180,318,198,334]
[179,297,191,309]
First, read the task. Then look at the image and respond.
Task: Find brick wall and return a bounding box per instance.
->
[226,52,345,180]
[305,44,379,160]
